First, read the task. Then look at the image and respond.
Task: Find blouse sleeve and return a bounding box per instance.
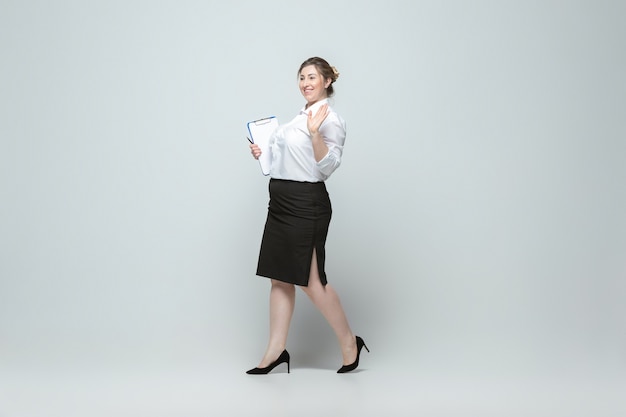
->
[316,112,346,178]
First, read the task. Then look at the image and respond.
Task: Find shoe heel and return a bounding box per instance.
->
[337,336,369,373]
[246,350,290,375]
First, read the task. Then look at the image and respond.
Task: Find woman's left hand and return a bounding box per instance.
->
[307,103,329,136]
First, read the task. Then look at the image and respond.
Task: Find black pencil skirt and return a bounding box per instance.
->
[256,178,332,286]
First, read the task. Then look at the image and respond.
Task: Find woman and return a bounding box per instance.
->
[246,57,368,375]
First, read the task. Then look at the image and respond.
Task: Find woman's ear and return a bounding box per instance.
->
[325,78,332,89]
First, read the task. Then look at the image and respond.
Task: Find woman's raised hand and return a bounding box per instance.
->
[250,143,262,160]
[307,103,329,136]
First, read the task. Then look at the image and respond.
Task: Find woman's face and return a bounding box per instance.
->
[299,65,331,107]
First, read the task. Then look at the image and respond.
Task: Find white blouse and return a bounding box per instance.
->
[269,99,346,183]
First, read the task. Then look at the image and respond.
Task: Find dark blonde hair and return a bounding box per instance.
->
[298,57,340,97]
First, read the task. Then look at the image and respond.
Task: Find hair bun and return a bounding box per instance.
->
[331,66,340,82]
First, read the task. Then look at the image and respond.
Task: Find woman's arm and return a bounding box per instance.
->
[307,104,330,162]
[307,104,346,177]
[250,143,262,159]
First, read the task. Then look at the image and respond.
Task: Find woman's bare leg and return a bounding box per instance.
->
[300,249,357,366]
[257,279,296,367]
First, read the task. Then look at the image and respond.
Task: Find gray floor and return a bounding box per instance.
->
[2,345,625,417]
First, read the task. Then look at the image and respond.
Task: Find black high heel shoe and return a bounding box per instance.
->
[337,336,369,373]
[246,350,290,375]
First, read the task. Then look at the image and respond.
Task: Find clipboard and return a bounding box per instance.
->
[247,116,278,176]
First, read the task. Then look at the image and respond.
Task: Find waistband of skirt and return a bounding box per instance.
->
[270,178,325,185]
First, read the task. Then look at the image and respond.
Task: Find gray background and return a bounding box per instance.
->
[1,1,625,416]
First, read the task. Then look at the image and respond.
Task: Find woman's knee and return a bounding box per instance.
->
[300,279,325,299]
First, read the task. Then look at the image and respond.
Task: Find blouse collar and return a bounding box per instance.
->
[299,98,329,115]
